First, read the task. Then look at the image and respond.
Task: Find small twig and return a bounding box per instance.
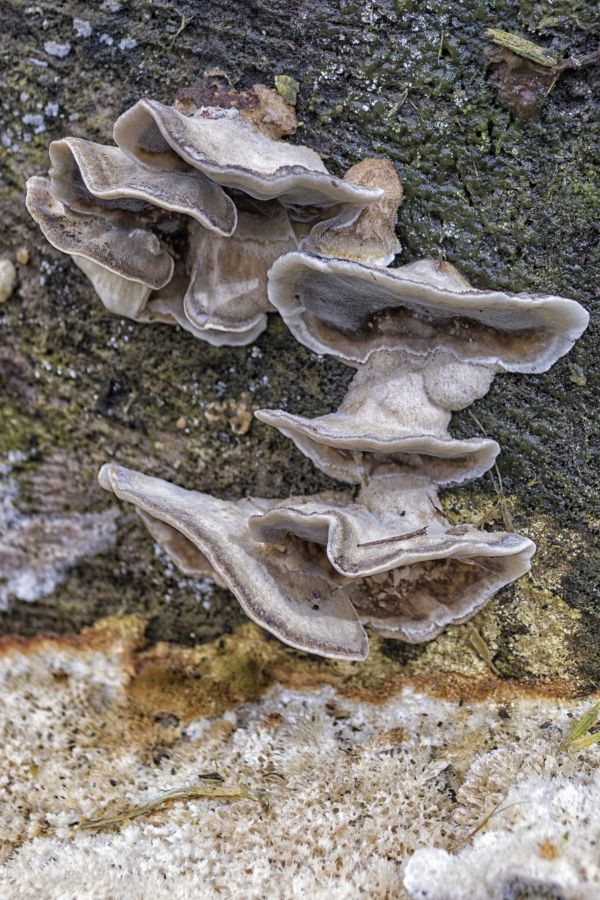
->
[429,495,445,517]
[485,30,600,110]
[204,68,236,87]
[262,770,286,782]
[461,558,496,574]
[170,15,188,47]
[357,526,427,548]
[466,412,514,530]
[491,463,514,531]
[485,28,559,67]
[554,45,600,73]
[74,784,258,833]
[453,800,531,851]
[384,88,408,120]
[467,409,486,434]
[466,625,501,676]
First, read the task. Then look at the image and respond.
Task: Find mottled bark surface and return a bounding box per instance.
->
[0,0,598,692]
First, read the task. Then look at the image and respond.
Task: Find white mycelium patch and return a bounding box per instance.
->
[0,627,599,899]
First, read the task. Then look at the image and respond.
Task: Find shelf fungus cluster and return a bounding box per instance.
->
[30,85,589,660]
[26,83,380,346]
[249,167,586,656]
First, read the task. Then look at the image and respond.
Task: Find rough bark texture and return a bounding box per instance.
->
[0,0,598,693]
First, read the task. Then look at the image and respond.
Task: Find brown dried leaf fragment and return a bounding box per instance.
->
[486,40,600,121]
[486,48,561,121]
[174,78,298,139]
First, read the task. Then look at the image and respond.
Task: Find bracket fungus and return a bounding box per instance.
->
[26,84,589,661]
[260,253,588,484]
[249,475,535,642]
[266,253,588,370]
[180,202,297,345]
[257,348,500,487]
[249,159,587,653]
[112,99,382,208]
[98,459,535,654]
[48,136,238,234]
[98,464,368,660]
[259,153,587,488]
[26,85,380,346]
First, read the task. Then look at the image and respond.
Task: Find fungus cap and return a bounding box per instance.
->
[347,547,532,643]
[249,477,534,578]
[25,176,174,291]
[301,157,403,266]
[113,99,383,208]
[267,254,589,372]
[72,256,152,318]
[255,407,499,486]
[249,477,535,643]
[135,258,271,347]
[49,137,237,236]
[182,203,297,345]
[256,351,499,485]
[98,464,368,660]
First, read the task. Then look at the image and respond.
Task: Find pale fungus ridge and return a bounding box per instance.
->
[48,136,238,236]
[256,349,500,486]
[26,86,383,346]
[248,475,535,632]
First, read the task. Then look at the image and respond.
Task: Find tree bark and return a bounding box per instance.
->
[0,0,598,691]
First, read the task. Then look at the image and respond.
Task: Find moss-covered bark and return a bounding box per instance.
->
[0,0,598,691]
